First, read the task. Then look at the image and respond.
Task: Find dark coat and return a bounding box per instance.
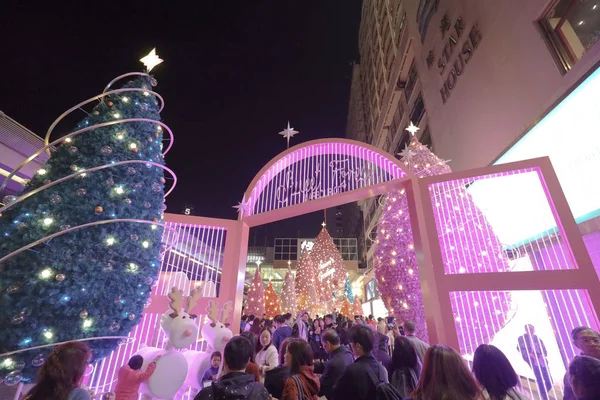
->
[273,326,292,352]
[331,354,387,400]
[373,332,393,376]
[194,372,270,400]
[264,365,291,399]
[319,345,354,399]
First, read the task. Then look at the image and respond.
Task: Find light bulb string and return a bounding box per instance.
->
[0,336,130,358]
[0,219,179,265]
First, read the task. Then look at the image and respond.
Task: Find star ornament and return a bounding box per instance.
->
[405,121,420,136]
[233,194,249,216]
[398,144,414,159]
[279,121,299,148]
[140,48,164,73]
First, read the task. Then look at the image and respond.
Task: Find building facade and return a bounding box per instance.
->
[348,0,600,316]
[0,111,47,201]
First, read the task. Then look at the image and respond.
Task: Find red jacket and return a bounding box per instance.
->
[114,362,157,400]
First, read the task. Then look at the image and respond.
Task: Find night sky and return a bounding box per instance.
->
[1,1,363,242]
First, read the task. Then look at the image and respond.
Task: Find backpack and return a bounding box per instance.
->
[365,365,403,400]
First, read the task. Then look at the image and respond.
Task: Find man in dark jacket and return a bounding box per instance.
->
[195,336,270,400]
[332,325,388,400]
[272,314,292,352]
[317,329,354,399]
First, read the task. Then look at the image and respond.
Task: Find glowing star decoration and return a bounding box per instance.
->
[373,125,512,353]
[233,194,249,217]
[405,121,420,136]
[139,48,164,73]
[278,121,299,149]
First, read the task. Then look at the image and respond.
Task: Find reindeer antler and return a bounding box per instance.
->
[221,301,233,327]
[186,285,204,316]
[168,287,184,318]
[206,300,220,326]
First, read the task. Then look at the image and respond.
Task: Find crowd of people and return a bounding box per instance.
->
[18,311,600,400]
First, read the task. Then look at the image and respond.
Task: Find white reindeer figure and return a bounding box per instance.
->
[137,286,204,399]
[183,300,234,391]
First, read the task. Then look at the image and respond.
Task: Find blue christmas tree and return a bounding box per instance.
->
[0,67,167,382]
[344,277,354,303]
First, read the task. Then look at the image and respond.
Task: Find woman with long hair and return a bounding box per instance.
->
[410,344,483,400]
[256,328,279,375]
[308,319,326,361]
[472,344,529,400]
[25,342,91,400]
[265,337,293,399]
[281,339,320,400]
[389,336,420,398]
[240,331,261,382]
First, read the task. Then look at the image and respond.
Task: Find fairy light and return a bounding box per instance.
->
[43,330,53,339]
[40,268,53,279]
[115,186,124,194]
[142,241,150,248]
[37,169,47,175]
[113,113,121,119]
[106,237,116,246]
[121,96,129,103]
[129,143,137,150]
[64,137,72,143]
[82,319,93,328]
[42,217,53,226]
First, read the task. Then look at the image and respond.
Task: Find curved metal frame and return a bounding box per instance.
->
[0,119,174,194]
[0,160,177,215]
[0,219,179,264]
[0,336,131,358]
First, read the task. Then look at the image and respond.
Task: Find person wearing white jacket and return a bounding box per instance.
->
[256,328,279,375]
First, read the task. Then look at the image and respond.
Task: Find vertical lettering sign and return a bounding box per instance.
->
[254,155,387,211]
[432,16,482,104]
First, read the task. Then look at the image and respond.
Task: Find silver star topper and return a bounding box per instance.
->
[398,143,414,159]
[140,48,164,73]
[233,194,249,216]
[279,121,299,149]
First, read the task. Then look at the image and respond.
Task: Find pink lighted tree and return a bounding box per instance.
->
[374,123,512,353]
[311,225,347,300]
[264,281,281,319]
[352,297,364,317]
[245,268,265,317]
[295,247,318,313]
[281,269,297,316]
[340,297,352,317]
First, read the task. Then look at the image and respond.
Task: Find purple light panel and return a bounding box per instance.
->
[449,289,599,400]
[85,222,228,397]
[246,142,406,216]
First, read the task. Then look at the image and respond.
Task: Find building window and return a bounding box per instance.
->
[420,126,433,150]
[409,93,426,126]
[404,61,419,102]
[539,0,600,73]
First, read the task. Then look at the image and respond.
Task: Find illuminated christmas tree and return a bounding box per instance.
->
[264,281,281,319]
[374,122,512,353]
[0,55,167,383]
[352,297,364,317]
[295,247,318,313]
[344,277,354,303]
[281,269,297,316]
[340,297,352,317]
[245,268,265,317]
[310,225,347,301]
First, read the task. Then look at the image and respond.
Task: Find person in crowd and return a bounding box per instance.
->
[263,313,268,321]
[283,312,293,327]
[244,315,256,332]
[281,339,320,400]
[472,344,528,400]
[338,320,352,347]
[24,342,92,400]
[331,325,388,400]
[410,345,483,400]
[201,351,222,384]
[372,323,393,376]
[517,324,552,400]
[563,326,600,400]
[256,328,279,375]
[240,331,261,382]
[294,310,310,341]
[240,315,248,334]
[194,336,270,400]
[317,329,354,399]
[309,318,326,361]
[403,320,430,363]
[377,318,387,335]
[265,337,293,399]
[389,336,419,398]
[324,314,335,330]
[367,315,377,328]
[568,355,600,400]
[274,315,293,351]
[114,354,161,400]
[250,318,263,335]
